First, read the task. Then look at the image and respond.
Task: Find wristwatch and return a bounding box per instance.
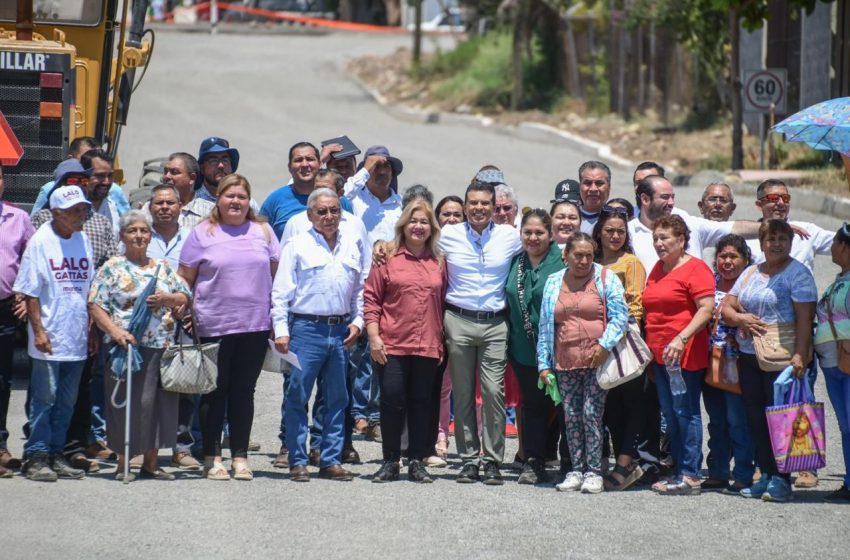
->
[677,334,689,345]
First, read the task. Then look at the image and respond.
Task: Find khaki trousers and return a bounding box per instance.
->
[444,309,508,466]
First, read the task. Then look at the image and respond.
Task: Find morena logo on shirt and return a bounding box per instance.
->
[49,257,90,281]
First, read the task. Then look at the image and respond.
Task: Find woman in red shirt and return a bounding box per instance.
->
[643,215,715,495]
[364,200,447,483]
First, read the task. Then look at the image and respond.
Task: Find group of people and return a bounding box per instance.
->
[1,135,849,503]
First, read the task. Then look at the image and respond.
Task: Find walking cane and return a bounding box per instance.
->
[123,343,133,485]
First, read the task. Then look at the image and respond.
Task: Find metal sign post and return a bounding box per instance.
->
[744,69,787,170]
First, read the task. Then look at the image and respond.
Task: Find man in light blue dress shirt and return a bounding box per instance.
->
[440,180,522,485]
[272,188,367,482]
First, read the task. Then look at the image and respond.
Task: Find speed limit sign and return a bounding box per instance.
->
[744,69,787,113]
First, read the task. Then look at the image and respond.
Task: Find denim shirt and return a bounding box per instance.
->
[537,262,628,372]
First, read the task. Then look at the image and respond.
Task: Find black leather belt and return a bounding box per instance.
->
[292,313,350,325]
[445,303,506,321]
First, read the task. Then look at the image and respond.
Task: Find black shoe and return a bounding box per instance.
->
[51,454,85,480]
[701,478,729,491]
[408,460,433,483]
[341,446,361,464]
[482,462,504,486]
[24,453,57,482]
[517,458,548,485]
[456,463,480,483]
[372,460,400,483]
[824,484,850,503]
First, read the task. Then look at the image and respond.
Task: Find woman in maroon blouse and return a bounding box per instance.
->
[364,200,447,483]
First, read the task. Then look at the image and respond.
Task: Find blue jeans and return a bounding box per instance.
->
[89,345,108,443]
[823,366,850,486]
[702,383,754,483]
[26,359,86,456]
[654,363,703,478]
[350,337,380,423]
[285,319,349,467]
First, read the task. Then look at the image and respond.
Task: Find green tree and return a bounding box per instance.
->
[630,0,834,169]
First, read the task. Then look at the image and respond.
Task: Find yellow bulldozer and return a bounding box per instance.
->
[0,0,153,209]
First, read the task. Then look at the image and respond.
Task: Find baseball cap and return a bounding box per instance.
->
[197,136,240,171]
[49,185,91,210]
[363,145,403,176]
[475,168,505,185]
[551,179,581,204]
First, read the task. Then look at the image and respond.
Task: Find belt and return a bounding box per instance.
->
[292,313,350,325]
[445,303,506,321]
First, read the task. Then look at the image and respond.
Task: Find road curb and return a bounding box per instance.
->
[679,172,850,221]
[785,187,850,221]
[346,74,636,171]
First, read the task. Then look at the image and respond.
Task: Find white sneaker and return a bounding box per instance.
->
[580,472,604,494]
[556,471,583,492]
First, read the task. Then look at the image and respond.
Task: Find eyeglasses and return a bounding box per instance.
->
[760,193,790,204]
[314,207,340,216]
[62,176,89,187]
[601,205,628,217]
[494,204,515,214]
[204,155,231,166]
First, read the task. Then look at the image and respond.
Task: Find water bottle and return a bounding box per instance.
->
[723,344,739,384]
[667,360,687,396]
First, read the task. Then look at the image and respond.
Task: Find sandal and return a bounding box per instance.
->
[435,437,449,460]
[204,461,230,481]
[231,462,253,481]
[605,463,644,491]
[651,477,672,492]
[139,468,176,481]
[658,479,701,496]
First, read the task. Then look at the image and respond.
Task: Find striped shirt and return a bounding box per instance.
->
[0,201,35,299]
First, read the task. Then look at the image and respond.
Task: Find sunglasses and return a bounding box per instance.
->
[314,207,340,216]
[494,204,516,214]
[759,193,791,204]
[601,205,628,216]
[62,176,89,187]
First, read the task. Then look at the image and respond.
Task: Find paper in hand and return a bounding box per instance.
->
[267,339,302,370]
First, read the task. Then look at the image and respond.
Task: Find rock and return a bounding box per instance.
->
[456,104,471,114]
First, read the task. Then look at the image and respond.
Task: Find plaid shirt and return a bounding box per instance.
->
[31,208,118,269]
[179,197,215,231]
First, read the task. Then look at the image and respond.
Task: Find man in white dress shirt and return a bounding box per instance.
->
[440,180,522,485]
[746,179,832,273]
[629,175,775,273]
[272,188,367,483]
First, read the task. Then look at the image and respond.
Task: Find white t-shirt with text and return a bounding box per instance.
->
[13,225,94,361]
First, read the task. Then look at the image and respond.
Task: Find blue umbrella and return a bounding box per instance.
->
[109,265,161,379]
[772,97,850,155]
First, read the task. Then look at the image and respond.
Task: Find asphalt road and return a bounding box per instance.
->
[4,28,848,560]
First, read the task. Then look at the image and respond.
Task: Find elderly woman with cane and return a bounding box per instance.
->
[89,211,191,481]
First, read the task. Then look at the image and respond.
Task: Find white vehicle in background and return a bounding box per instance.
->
[407,8,465,32]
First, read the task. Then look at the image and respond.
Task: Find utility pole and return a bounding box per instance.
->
[413,1,423,70]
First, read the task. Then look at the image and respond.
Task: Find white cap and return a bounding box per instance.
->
[49,186,91,211]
